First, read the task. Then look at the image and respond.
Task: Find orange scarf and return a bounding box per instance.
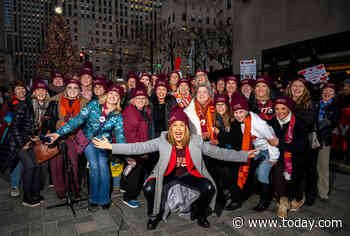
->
[58,96,81,128]
[237,114,252,189]
[194,99,216,141]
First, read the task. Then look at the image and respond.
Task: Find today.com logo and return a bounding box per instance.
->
[232,216,343,231]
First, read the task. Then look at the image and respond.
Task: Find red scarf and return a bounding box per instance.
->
[283,114,296,180]
[59,96,81,127]
[237,114,253,189]
[174,92,192,109]
[194,99,216,141]
[257,99,274,120]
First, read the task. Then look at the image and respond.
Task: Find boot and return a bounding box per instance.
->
[147,215,162,230]
[277,197,289,218]
[290,195,305,211]
[253,183,271,212]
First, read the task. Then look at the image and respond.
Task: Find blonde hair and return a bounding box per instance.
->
[214,105,232,131]
[254,85,271,102]
[166,125,191,148]
[99,93,122,114]
[285,81,312,110]
[129,96,150,106]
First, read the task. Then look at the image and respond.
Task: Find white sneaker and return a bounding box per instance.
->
[10,187,20,197]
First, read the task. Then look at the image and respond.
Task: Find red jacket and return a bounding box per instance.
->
[122,104,151,143]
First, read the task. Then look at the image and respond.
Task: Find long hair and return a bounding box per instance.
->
[254,86,271,102]
[166,125,191,148]
[99,93,122,114]
[285,82,312,110]
[214,104,232,132]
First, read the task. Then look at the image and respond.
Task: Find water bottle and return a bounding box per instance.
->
[123,164,134,176]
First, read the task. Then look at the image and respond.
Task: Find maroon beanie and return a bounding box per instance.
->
[31,79,48,93]
[274,96,295,111]
[322,82,335,91]
[168,108,189,128]
[177,79,190,88]
[214,94,229,106]
[225,76,238,84]
[196,69,208,76]
[154,79,168,91]
[131,86,148,99]
[79,67,93,77]
[51,72,63,79]
[255,75,272,88]
[168,71,181,79]
[216,77,226,84]
[127,72,138,81]
[94,74,108,90]
[65,78,81,87]
[240,79,253,87]
[139,72,151,80]
[108,85,124,99]
[231,95,249,112]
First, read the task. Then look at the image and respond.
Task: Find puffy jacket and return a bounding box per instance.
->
[57,100,125,143]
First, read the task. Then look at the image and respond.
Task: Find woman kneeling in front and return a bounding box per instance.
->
[93,109,255,230]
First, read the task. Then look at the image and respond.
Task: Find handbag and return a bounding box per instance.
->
[74,129,91,155]
[34,140,59,163]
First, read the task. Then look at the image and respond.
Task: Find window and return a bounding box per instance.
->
[96,31,99,35]
[182,13,186,22]
[226,0,232,9]
[206,17,209,24]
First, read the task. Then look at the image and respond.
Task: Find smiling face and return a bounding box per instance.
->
[66,83,80,99]
[275,104,290,121]
[216,80,225,93]
[80,74,93,87]
[170,120,186,145]
[195,73,207,86]
[156,86,167,101]
[53,77,64,87]
[226,80,237,95]
[215,102,227,116]
[321,87,335,102]
[134,95,146,110]
[196,86,210,105]
[106,91,120,106]
[14,86,26,101]
[33,88,47,102]
[255,82,269,101]
[291,80,305,99]
[140,76,150,87]
[233,109,248,123]
[241,84,252,98]
[178,82,189,95]
[93,84,105,96]
[169,73,179,86]
[128,78,136,89]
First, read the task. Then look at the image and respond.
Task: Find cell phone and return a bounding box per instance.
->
[39,134,51,144]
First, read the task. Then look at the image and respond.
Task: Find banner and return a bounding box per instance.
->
[240,59,256,80]
[298,64,329,84]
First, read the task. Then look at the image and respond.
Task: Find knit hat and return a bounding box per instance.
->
[240,79,253,87]
[225,76,238,84]
[108,85,124,99]
[154,79,168,91]
[274,96,295,111]
[168,108,189,128]
[216,77,225,84]
[65,78,81,87]
[322,82,335,91]
[195,69,208,76]
[51,72,63,79]
[127,72,138,81]
[214,94,229,106]
[31,79,48,93]
[139,72,151,80]
[231,94,249,112]
[79,67,93,77]
[130,86,148,99]
[177,79,190,88]
[168,71,181,79]
[255,75,273,88]
[93,74,108,91]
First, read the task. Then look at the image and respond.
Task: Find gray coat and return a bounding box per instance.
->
[111,132,248,216]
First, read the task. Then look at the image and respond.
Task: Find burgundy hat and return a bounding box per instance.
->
[154,79,169,91]
[196,69,208,76]
[214,94,229,106]
[216,77,226,84]
[79,67,93,77]
[168,71,181,79]
[274,96,295,111]
[255,75,273,88]
[65,78,81,87]
[225,76,239,84]
[322,82,335,91]
[177,79,190,88]
[151,74,160,79]
[131,86,148,99]
[240,79,253,87]
[108,85,124,99]
[139,72,151,80]
[231,94,249,112]
[31,79,48,93]
[93,78,107,91]
[127,72,138,81]
[51,72,63,79]
[168,108,189,128]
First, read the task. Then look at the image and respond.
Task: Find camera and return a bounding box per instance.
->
[40,134,51,143]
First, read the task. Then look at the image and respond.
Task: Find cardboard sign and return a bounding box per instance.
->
[240,59,256,80]
[298,64,329,84]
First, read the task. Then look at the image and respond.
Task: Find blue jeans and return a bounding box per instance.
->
[10,162,22,188]
[84,142,110,205]
[254,150,273,184]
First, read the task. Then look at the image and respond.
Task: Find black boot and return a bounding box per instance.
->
[225,200,242,211]
[147,215,162,230]
[253,183,271,212]
[197,216,210,228]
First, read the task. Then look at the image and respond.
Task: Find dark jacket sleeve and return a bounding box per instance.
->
[41,101,58,134]
[277,119,306,154]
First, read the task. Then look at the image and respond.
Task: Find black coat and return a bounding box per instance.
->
[268,115,306,180]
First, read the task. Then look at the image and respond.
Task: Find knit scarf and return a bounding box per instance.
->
[283,113,296,181]
[318,98,333,121]
[32,98,50,131]
[257,99,274,120]
[174,92,192,109]
[58,95,81,128]
[237,114,252,189]
[194,99,216,141]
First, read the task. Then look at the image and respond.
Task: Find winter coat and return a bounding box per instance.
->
[313,99,340,147]
[150,94,178,137]
[268,115,306,180]
[110,132,249,216]
[57,100,125,143]
[293,102,316,134]
[122,104,153,143]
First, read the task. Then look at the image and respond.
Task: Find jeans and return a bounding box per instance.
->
[84,142,110,205]
[10,162,22,188]
[254,150,273,184]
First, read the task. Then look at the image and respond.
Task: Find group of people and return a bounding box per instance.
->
[0,64,349,230]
